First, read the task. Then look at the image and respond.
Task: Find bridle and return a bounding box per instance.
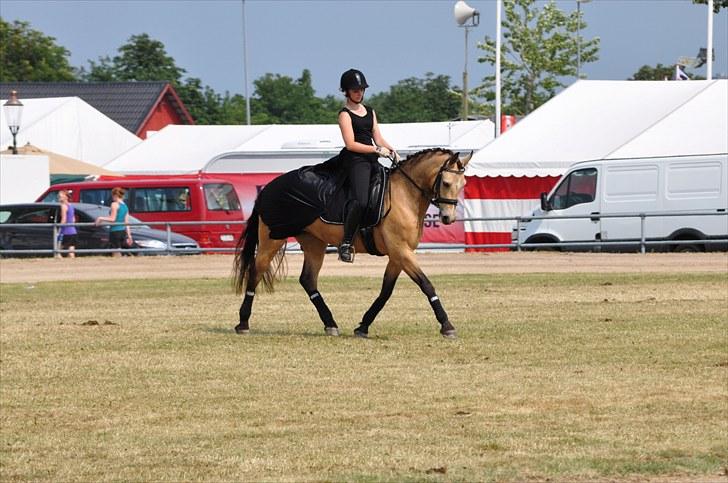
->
[394,153,466,209]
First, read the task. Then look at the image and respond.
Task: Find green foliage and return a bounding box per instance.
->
[476,0,600,115]
[692,0,727,13]
[251,69,338,124]
[0,18,76,81]
[629,63,676,81]
[368,73,461,122]
[629,63,705,81]
[82,33,185,83]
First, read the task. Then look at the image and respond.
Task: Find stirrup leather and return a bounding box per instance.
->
[338,243,355,263]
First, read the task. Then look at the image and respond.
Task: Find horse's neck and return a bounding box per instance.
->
[390,160,438,220]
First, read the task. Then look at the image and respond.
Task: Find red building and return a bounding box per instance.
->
[0,81,195,139]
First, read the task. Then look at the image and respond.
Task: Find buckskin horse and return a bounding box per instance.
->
[233,148,471,338]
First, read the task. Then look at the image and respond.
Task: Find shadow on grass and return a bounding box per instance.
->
[202,326,391,340]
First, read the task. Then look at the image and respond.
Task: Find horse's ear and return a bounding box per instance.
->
[459,151,473,167]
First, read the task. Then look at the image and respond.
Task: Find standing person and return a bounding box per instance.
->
[57,190,77,259]
[95,187,132,257]
[337,68,398,263]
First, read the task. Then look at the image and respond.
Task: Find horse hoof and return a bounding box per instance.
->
[325,327,340,336]
[354,329,369,339]
[441,330,457,339]
[234,327,250,335]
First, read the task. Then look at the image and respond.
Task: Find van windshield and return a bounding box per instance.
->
[204,183,241,211]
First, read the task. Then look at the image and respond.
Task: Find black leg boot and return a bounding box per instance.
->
[339,201,361,263]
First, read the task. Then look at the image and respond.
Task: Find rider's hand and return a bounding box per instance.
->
[375,146,391,158]
[392,150,401,163]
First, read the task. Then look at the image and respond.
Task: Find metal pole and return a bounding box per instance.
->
[242,0,251,125]
[495,0,502,137]
[577,1,581,79]
[707,0,714,80]
[462,26,469,121]
[166,223,172,255]
[640,214,646,254]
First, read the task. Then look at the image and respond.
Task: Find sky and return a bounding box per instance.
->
[1,0,727,100]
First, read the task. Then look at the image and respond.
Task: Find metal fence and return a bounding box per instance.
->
[0,211,726,257]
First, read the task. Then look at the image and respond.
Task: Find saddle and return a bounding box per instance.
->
[257,155,389,250]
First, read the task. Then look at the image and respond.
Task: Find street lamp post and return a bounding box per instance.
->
[576,0,591,80]
[454,1,479,121]
[3,90,23,155]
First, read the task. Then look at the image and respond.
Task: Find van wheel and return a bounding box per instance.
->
[524,237,560,252]
[673,242,702,253]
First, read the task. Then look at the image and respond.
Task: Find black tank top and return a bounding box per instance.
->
[341,105,374,146]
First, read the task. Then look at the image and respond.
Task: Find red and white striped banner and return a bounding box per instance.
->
[463,176,560,251]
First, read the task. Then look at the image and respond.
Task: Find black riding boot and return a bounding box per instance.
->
[339,201,362,263]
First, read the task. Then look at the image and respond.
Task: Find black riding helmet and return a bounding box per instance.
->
[340,69,369,91]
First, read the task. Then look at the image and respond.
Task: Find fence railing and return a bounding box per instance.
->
[0,211,726,256]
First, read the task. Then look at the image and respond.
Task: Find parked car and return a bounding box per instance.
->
[0,203,200,256]
[37,176,244,250]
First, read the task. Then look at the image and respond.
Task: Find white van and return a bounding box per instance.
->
[513,154,728,252]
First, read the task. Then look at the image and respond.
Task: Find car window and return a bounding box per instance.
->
[550,168,597,210]
[80,189,113,207]
[40,190,60,202]
[8,207,56,224]
[131,187,191,213]
[0,210,11,223]
[204,183,241,211]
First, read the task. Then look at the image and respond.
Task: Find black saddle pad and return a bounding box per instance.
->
[257,156,388,240]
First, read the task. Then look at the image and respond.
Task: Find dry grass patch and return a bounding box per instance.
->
[1,272,726,482]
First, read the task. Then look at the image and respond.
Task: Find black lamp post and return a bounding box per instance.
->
[3,90,24,155]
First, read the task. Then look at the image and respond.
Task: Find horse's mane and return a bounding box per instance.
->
[398,148,454,168]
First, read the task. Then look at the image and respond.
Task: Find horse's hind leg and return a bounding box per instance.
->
[354,260,401,338]
[235,228,285,334]
[297,234,339,336]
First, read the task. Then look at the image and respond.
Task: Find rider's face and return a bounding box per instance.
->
[348,88,365,103]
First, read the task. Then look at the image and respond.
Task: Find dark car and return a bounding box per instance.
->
[0,203,200,256]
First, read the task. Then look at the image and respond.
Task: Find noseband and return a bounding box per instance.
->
[396,154,466,209]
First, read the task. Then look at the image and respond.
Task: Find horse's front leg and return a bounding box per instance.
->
[400,252,456,339]
[297,234,339,336]
[354,260,401,338]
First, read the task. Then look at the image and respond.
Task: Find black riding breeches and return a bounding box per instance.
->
[341,152,377,244]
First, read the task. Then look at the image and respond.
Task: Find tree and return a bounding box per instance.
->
[629,64,677,81]
[0,18,76,81]
[251,69,338,124]
[476,0,600,115]
[368,73,461,122]
[82,33,185,82]
[693,0,727,13]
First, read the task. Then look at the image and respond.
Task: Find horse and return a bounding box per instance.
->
[232,148,472,338]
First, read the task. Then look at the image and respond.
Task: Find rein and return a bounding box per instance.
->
[393,154,465,209]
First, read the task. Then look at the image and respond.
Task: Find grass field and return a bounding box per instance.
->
[1,270,727,482]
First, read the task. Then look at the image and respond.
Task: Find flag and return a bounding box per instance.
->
[674,65,689,81]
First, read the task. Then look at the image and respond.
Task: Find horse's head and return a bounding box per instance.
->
[396,148,472,225]
[431,151,471,225]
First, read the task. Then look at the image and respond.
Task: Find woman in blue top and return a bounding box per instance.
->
[337,68,398,263]
[95,187,133,257]
[57,189,77,258]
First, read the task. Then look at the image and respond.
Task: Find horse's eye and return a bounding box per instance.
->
[443,182,451,188]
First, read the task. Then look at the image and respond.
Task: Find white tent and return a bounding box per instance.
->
[464,79,728,249]
[102,120,495,175]
[0,97,141,167]
[103,124,267,174]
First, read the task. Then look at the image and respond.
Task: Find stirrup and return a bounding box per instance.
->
[338,243,355,263]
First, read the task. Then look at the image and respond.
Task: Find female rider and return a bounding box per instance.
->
[337,68,398,263]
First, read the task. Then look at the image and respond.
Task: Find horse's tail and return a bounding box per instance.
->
[233,203,261,295]
[233,201,287,295]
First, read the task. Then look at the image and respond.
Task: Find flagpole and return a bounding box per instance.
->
[707,0,713,80]
[495,0,502,137]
